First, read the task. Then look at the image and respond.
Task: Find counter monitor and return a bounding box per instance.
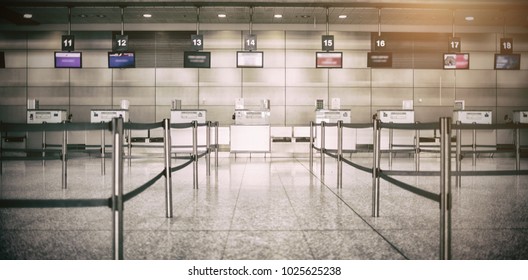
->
[54,51,82,68]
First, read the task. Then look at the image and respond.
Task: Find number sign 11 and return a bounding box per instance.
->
[62,35,75,51]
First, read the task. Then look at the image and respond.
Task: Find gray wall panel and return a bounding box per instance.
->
[27,87,70,105]
[70,69,112,87]
[82,50,110,68]
[469,52,494,70]
[372,88,413,106]
[27,31,64,50]
[4,51,27,68]
[0,32,27,50]
[28,50,54,68]
[371,69,413,87]
[156,68,198,87]
[112,69,155,87]
[497,88,528,107]
[414,106,453,122]
[329,87,371,106]
[203,31,241,49]
[455,70,496,88]
[242,68,285,86]
[497,71,528,88]
[286,87,328,106]
[112,87,155,106]
[461,33,496,52]
[28,68,69,86]
[199,105,235,125]
[155,105,171,121]
[262,50,285,68]
[413,69,455,88]
[199,68,241,87]
[0,87,26,105]
[343,51,368,68]
[0,69,27,86]
[348,106,373,123]
[285,50,315,68]
[242,87,285,106]
[269,106,286,126]
[211,50,237,68]
[200,87,242,106]
[333,31,371,50]
[329,69,370,87]
[455,88,497,106]
[69,105,96,123]
[72,31,112,50]
[127,105,156,123]
[0,105,27,123]
[156,87,199,106]
[70,87,112,106]
[286,31,322,50]
[286,68,327,87]
[285,106,316,126]
[414,87,455,107]
[246,31,284,49]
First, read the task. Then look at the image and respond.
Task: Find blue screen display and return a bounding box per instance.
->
[108,52,135,68]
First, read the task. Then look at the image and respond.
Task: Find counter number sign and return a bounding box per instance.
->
[448,37,461,53]
[500,38,513,54]
[244,34,257,51]
[322,35,334,51]
[191,34,204,51]
[114,35,128,52]
[374,36,386,51]
[62,35,75,51]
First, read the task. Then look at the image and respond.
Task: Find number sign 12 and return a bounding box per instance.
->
[114,35,128,52]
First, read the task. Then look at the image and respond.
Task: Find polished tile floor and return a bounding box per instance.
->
[0,154,527,259]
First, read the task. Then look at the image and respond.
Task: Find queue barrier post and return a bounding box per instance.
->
[388,127,393,169]
[192,121,198,189]
[456,121,462,188]
[163,119,173,218]
[127,128,132,167]
[42,130,46,166]
[440,117,452,260]
[515,125,521,171]
[320,121,326,179]
[215,122,219,171]
[61,127,68,189]
[472,127,477,166]
[206,121,211,176]
[101,125,105,175]
[309,121,314,173]
[111,117,124,260]
[415,122,420,171]
[372,117,381,217]
[337,120,343,189]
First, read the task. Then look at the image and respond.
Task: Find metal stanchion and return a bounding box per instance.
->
[61,128,68,189]
[206,121,211,176]
[320,121,326,179]
[192,121,198,189]
[111,117,124,260]
[472,127,476,166]
[372,117,381,217]
[127,128,132,167]
[456,121,462,188]
[101,126,105,175]
[415,123,420,171]
[309,121,314,172]
[388,127,393,169]
[439,117,452,260]
[337,121,343,189]
[163,119,173,218]
[215,122,219,171]
[42,130,46,166]
[515,125,520,171]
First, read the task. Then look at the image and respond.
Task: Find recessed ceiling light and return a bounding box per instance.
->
[78,14,88,18]
[96,14,106,18]
[23,14,32,19]
[274,14,283,19]
[299,15,311,18]
[338,15,348,19]
[143,14,152,18]
[465,16,474,21]
[218,14,226,18]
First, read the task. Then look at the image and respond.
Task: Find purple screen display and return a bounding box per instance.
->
[55,52,82,68]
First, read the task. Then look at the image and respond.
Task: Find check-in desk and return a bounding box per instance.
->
[453,110,495,164]
[512,110,528,150]
[88,109,129,147]
[378,110,415,151]
[314,110,355,151]
[26,109,68,151]
[231,110,270,154]
[170,109,208,153]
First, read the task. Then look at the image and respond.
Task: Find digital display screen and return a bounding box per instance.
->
[494,54,520,70]
[443,53,469,69]
[367,52,392,68]
[184,51,211,68]
[54,51,82,68]
[316,52,343,68]
[108,52,136,68]
[237,51,263,68]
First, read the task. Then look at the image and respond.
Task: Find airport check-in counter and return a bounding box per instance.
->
[314,110,355,151]
[26,109,68,149]
[377,110,416,151]
[453,110,496,152]
[512,111,528,147]
[231,110,271,154]
[87,109,130,147]
[170,109,209,152]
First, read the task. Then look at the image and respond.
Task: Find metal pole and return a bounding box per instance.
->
[111,117,124,260]
[472,128,476,166]
[440,117,452,260]
[42,130,46,166]
[415,124,420,171]
[61,128,68,189]
[320,121,326,178]
[206,121,211,176]
[215,122,219,170]
[515,126,520,171]
[163,119,173,218]
[127,129,132,167]
[372,117,381,217]
[337,121,343,189]
[456,121,462,188]
[388,127,393,169]
[309,121,314,172]
[101,127,105,175]
[192,121,198,189]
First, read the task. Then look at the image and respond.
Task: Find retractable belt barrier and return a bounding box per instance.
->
[0,118,219,260]
[309,117,527,260]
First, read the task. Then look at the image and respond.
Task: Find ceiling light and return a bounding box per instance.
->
[465,16,474,21]
[299,15,311,18]
[274,14,283,19]
[143,14,152,18]
[78,14,88,18]
[23,14,32,19]
[218,14,226,18]
[338,15,348,19]
[96,14,106,18]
